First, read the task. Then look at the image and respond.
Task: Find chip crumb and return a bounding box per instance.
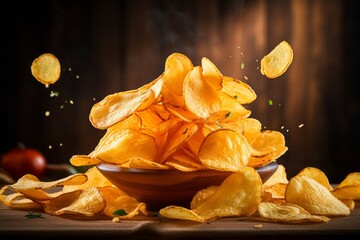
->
[244,76,248,80]
[48,145,52,149]
[298,123,305,128]
[69,100,74,104]
[68,67,72,71]
[45,111,50,117]
[229,55,232,59]
[281,126,284,129]
[254,224,263,228]
[112,217,120,223]
[59,143,63,147]
[76,75,80,79]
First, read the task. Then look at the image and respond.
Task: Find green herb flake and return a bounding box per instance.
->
[268,99,273,106]
[25,212,43,219]
[113,209,127,216]
[233,95,238,99]
[241,62,245,69]
[50,91,59,97]
[225,112,231,118]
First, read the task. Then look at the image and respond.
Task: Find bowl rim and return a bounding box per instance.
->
[96,161,278,175]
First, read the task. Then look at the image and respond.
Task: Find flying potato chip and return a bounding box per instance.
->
[286,175,350,216]
[31,53,61,85]
[198,129,251,171]
[258,202,330,223]
[260,40,293,79]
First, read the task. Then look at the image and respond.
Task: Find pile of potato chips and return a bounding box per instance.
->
[1,41,359,223]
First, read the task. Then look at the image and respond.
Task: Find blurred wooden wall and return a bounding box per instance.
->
[1,0,359,182]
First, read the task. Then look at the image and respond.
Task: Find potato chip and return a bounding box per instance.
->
[183,66,221,119]
[193,167,262,221]
[201,57,222,90]
[296,167,333,191]
[90,129,158,165]
[0,188,41,209]
[199,129,251,171]
[332,172,360,200]
[160,167,262,222]
[190,185,218,209]
[260,40,293,79]
[31,53,61,85]
[62,166,112,193]
[220,76,257,104]
[128,157,171,170]
[286,175,350,216]
[159,206,203,222]
[263,164,288,187]
[70,155,101,167]
[44,187,105,216]
[99,186,147,219]
[258,202,330,223]
[162,53,193,96]
[89,88,154,129]
[160,122,198,162]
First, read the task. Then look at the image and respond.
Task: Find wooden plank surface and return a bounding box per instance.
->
[1,204,359,240]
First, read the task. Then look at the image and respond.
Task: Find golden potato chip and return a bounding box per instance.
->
[70,155,101,167]
[165,104,197,122]
[136,108,163,129]
[44,187,105,216]
[62,166,112,193]
[220,76,257,104]
[99,186,147,219]
[183,66,221,119]
[296,167,333,191]
[159,206,203,222]
[332,172,360,200]
[31,53,61,85]
[160,167,262,222]
[248,130,288,168]
[263,164,288,187]
[199,129,251,171]
[258,202,330,223]
[201,57,222,90]
[190,185,218,209]
[160,83,185,107]
[89,88,154,130]
[90,129,158,165]
[0,188,41,209]
[160,122,198,162]
[162,53,193,96]
[260,40,293,79]
[151,117,183,136]
[193,167,262,221]
[263,183,287,200]
[286,175,350,216]
[149,104,172,120]
[128,157,171,170]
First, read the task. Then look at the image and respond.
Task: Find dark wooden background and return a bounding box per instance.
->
[1,0,359,183]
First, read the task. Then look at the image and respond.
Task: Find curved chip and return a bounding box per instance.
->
[201,57,222,90]
[296,167,333,191]
[220,76,257,105]
[90,129,158,165]
[31,53,61,85]
[162,52,193,96]
[183,66,221,119]
[199,129,251,171]
[260,40,293,79]
[258,202,330,223]
[286,175,350,216]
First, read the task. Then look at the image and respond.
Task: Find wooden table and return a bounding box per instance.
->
[1,204,359,240]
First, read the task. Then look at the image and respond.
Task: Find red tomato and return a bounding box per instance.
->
[1,147,47,180]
